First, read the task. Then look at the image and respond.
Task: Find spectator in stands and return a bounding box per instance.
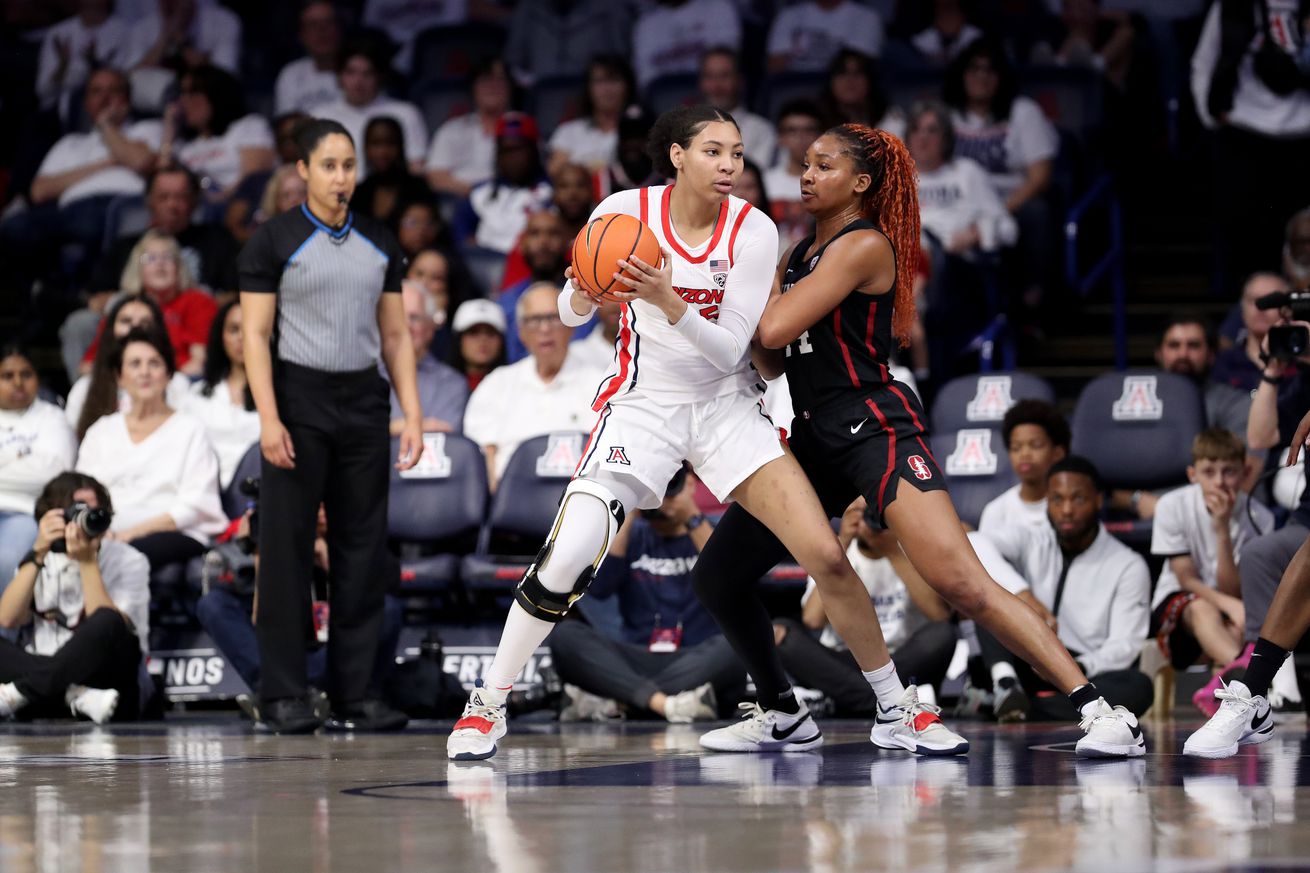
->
[453,113,554,255]
[425,58,514,198]
[1111,315,1254,520]
[547,56,633,175]
[68,295,190,436]
[100,230,219,377]
[551,162,595,243]
[1284,207,1310,289]
[391,198,446,262]
[774,499,957,713]
[463,283,604,489]
[95,165,241,295]
[633,0,743,88]
[735,159,770,213]
[131,0,242,76]
[181,300,259,488]
[551,468,742,723]
[1,69,160,296]
[361,0,491,76]
[594,106,662,200]
[0,346,77,591]
[765,101,824,246]
[449,299,507,392]
[406,246,468,360]
[393,280,468,435]
[225,163,306,247]
[569,302,621,373]
[698,48,777,168]
[909,100,1017,379]
[500,210,572,362]
[36,0,136,113]
[817,49,904,137]
[159,65,275,203]
[1151,428,1274,716]
[351,117,433,223]
[767,0,885,73]
[945,37,1059,307]
[979,456,1154,721]
[505,0,631,85]
[318,42,428,180]
[1213,273,1289,393]
[274,0,344,116]
[76,328,226,572]
[0,472,149,723]
[978,399,1070,535]
[1028,0,1135,90]
[909,0,984,64]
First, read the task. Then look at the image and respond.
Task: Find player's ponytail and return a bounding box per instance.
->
[827,124,920,348]
[646,105,740,179]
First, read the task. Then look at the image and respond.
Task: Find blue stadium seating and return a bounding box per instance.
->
[930,372,1056,435]
[528,75,584,136]
[411,22,507,83]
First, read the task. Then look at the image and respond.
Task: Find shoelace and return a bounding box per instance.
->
[735,702,768,725]
[895,697,944,730]
[459,698,504,725]
[1210,679,1256,727]
[1078,701,1121,733]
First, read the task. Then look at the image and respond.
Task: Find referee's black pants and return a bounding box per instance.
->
[257,362,390,707]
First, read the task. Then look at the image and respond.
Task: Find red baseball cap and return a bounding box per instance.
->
[495,112,539,143]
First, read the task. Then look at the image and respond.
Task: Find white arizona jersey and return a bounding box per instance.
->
[569,185,779,409]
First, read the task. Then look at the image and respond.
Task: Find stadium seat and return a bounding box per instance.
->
[101,194,150,251]
[461,431,587,591]
[644,73,701,115]
[528,75,583,138]
[221,442,262,520]
[411,22,507,82]
[408,77,473,135]
[1070,370,1203,491]
[931,427,1018,529]
[388,433,488,593]
[929,372,1056,435]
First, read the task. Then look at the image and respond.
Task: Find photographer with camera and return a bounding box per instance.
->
[0,473,149,723]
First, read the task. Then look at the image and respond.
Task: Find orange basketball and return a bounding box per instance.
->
[570,213,663,303]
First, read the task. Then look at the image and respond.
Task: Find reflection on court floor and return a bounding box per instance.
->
[0,719,1307,872]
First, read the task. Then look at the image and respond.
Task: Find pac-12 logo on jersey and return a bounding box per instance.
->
[606,446,631,465]
[709,258,728,290]
[907,455,934,481]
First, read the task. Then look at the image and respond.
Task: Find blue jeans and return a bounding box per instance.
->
[0,512,38,593]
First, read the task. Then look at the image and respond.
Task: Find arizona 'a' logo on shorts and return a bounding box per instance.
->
[606,446,631,465]
[907,455,933,481]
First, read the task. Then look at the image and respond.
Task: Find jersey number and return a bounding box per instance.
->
[785,330,814,357]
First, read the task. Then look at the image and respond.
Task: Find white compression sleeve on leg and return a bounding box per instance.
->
[485,477,639,692]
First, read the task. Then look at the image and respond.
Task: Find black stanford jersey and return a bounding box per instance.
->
[781,219,897,413]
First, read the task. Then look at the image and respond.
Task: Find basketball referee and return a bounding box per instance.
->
[237,119,423,734]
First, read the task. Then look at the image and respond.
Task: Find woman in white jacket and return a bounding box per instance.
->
[76,329,225,572]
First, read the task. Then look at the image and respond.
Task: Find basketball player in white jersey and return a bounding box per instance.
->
[447,105,967,760]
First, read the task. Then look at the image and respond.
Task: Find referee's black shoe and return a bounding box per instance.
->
[325,699,409,732]
[256,697,324,734]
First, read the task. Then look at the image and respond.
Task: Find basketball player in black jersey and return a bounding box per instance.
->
[695,124,1146,758]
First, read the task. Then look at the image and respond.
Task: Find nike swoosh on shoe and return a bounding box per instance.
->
[771,713,812,741]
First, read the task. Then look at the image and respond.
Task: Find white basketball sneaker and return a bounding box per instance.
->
[66,685,118,725]
[446,682,508,761]
[1074,698,1146,758]
[869,685,970,756]
[699,699,823,752]
[1183,680,1274,759]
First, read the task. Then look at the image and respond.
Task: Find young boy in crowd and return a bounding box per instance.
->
[978,399,1070,535]
[1150,429,1276,716]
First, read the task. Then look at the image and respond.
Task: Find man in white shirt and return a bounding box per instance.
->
[978,399,1070,536]
[425,58,513,198]
[632,0,743,88]
[36,0,137,114]
[569,302,621,374]
[698,48,776,169]
[767,0,884,73]
[273,0,343,115]
[1150,428,1277,715]
[131,0,243,76]
[463,283,604,489]
[0,69,160,294]
[0,473,150,723]
[316,43,428,180]
[979,456,1153,721]
[774,499,958,713]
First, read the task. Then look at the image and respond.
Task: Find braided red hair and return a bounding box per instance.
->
[829,124,920,348]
